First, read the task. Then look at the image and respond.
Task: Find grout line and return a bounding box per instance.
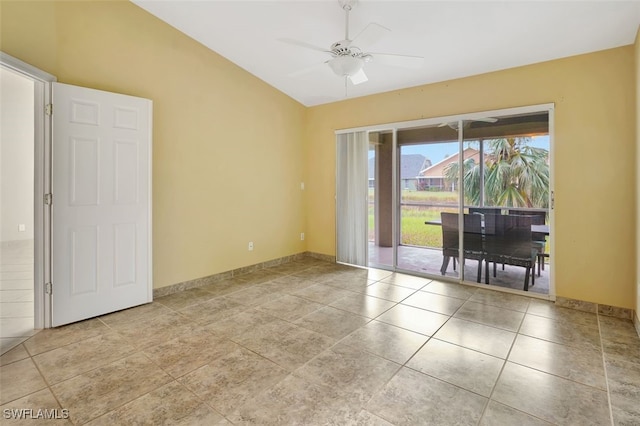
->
[597,312,616,426]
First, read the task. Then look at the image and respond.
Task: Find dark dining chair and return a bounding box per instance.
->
[508,209,548,276]
[469,207,502,216]
[440,212,484,282]
[483,214,537,291]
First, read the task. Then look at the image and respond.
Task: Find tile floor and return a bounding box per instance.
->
[1,257,639,425]
[0,240,36,354]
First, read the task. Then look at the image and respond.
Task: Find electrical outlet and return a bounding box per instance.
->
[248,241,254,251]
[18,224,26,232]
[300,233,304,241]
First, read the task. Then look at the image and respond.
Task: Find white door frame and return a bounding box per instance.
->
[1,52,56,329]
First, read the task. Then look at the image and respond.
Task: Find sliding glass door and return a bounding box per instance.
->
[337,105,553,296]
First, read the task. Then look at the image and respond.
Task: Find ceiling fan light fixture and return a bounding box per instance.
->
[328,55,364,77]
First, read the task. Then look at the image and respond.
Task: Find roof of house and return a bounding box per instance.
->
[369,154,426,180]
[419,148,481,178]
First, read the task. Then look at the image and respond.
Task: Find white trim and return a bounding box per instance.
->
[1,52,56,329]
[548,106,556,300]
[334,103,556,135]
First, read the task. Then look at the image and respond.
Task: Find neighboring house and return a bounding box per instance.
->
[369,154,426,190]
[418,147,482,191]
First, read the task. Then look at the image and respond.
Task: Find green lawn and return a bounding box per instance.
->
[369,190,459,247]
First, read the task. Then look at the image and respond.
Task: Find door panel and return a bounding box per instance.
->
[52,82,152,326]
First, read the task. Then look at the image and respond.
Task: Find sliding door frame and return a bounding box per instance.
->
[336,103,555,299]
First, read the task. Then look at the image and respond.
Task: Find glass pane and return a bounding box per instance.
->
[396,124,459,278]
[457,113,551,293]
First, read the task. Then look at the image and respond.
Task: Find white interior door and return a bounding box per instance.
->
[51,82,152,327]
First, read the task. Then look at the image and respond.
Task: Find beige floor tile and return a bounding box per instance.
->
[294,306,369,340]
[229,374,363,425]
[222,285,284,307]
[178,347,289,416]
[599,316,639,339]
[376,304,449,336]
[143,328,241,378]
[401,291,466,315]
[114,312,199,349]
[235,322,335,370]
[421,280,478,300]
[155,287,221,310]
[360,282,417,302]
[508,334,606,389]
[51,352,172,424]
[469,288,531,312]
[199,278,250,297]
[0,343,29,366]
[379,273,431,290]
[433,317,516,358]
[454,301,525,332]
[202,308,283,339]
[255,294,324,322]
[23,318,108,356]
[367,367,487,425]
[98,302,172,330]
[322,276,374,292]
[519,314,602,350]
[601,332,640,362]
[177,297,246,325]
[0,388,70,425]
[339,320,428,364]
[33,332,136,384]
[86,381,229,425]
[612,404,640,426]
[492,362,610,425]
[606,355,640,424]
[295,342,400,403]
[527,299,598,329]
[407,338,504,397]
[480,401,553,426]
[258,278,315,294]
[329,292,395,318]
[0,357,47,405]
[291,283,355,305]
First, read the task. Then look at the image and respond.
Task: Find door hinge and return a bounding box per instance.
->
[550,191,555,210]
[44,193,52,205]
[45,104,53,116]
[45,282,52,294]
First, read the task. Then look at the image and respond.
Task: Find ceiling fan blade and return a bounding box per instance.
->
[348,68,368,85]
[369,53,424,69]
[278,38,331,54]
[475,117,498,123]
[351,23,389,50]
[287,61,329,78]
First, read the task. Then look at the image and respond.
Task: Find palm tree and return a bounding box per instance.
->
[444,138,549,208]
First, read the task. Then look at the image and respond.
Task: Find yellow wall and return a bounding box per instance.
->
[635,26,640,324]
[307,47,636,309]
[0,0,308,289]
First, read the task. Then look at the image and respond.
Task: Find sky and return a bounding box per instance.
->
[370,135,551,164]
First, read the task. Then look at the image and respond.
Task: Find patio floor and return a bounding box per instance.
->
[368,244,550,295]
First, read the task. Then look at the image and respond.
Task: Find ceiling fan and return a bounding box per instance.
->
[438,118,498,130]
[280,0,424,86]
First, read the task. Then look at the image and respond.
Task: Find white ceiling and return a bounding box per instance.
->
[133,1,640,106]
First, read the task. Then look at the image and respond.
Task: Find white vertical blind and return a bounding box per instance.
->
[336,131,368,266]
